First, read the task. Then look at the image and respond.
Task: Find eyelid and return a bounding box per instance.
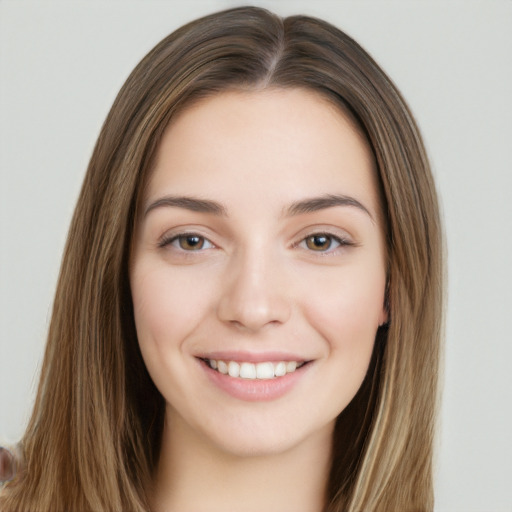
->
[158,230,216,251]
[293,228,356,254]
[155,225,355,254]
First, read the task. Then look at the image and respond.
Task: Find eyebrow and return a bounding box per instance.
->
[144,193,373,221]
[144,195,227,217]
[285,194,374,221]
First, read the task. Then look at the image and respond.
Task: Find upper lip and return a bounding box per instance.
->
[196,351,310,363]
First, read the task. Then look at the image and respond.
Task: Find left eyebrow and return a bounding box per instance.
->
[284,194,374,222]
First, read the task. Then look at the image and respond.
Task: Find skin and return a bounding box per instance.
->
[130,88,388,512]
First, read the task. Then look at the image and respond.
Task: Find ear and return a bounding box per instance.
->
[378,280,390,326]
[378,306,389,327]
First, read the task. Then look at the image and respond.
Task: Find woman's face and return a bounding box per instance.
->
[130,88,388,457]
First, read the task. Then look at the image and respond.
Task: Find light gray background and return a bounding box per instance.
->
[1,1,511,510]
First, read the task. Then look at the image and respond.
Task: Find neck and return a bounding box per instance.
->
[152,413,333,512]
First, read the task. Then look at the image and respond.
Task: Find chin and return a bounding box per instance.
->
[196,416,335,460]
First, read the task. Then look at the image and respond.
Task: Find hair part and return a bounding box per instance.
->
[1,7,443,512]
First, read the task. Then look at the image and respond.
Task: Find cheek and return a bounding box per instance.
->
[130,262,221,404]
[301,261,386,366]
[130,263,213,352]
[300,267,385,417]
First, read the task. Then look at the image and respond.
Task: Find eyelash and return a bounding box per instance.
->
[158,232,215,251]
[295,232,354,254]
[158,231,354,254]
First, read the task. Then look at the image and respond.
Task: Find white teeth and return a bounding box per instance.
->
[228,361,240,377]
[274,361,286,377]
[256,362,274,379]
[239,362,256,379]
[207,359,304,379]
[217,360,228,374]
[286,361,297,373]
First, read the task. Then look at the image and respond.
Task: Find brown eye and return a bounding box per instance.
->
[305,234,334,251]
[158,233,214,251]
[178,235,206,250]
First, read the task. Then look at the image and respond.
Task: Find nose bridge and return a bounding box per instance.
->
[216,242,291,331]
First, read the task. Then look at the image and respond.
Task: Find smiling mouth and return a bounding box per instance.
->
[201,358,308,380]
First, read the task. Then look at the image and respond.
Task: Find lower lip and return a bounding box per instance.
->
[200,360,310,402]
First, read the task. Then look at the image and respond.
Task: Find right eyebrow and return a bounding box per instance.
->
[143,195,227,217]
[284,194,374,222]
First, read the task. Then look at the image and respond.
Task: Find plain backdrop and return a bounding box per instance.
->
[1,1,511,511]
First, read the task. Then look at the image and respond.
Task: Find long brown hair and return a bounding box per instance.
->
[0,7,443,511]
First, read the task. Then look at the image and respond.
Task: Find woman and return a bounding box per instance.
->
[0,6,443,512]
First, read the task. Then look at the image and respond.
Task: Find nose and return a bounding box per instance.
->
[216,248,291,332]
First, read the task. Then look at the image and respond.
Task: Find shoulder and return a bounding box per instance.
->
[0,447,17,485]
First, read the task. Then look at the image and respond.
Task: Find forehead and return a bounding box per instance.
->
[145,88,380,219]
